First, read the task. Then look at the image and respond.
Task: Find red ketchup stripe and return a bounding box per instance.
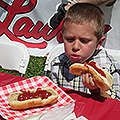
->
[84,62,89,70]
[85,61,106,78]
[18,88,52,101]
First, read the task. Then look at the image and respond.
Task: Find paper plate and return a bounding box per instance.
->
[0,76,74,120]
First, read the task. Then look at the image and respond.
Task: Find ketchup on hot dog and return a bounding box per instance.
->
[87,61,106,78]
[18,88,52,101]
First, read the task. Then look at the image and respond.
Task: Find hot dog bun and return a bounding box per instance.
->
[69,61,114,91]
[8,87,59,110]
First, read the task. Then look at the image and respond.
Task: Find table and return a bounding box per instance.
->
[0,72,26,87]
[0,72,120,120]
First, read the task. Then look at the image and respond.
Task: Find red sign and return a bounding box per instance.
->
[0,0,61,55]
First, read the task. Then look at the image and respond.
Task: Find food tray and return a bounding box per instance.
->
[0,76,74,120]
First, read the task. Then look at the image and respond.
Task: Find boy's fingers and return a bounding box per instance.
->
[82,73,90,88]
[82,73,98,89]
[89,77,95,86]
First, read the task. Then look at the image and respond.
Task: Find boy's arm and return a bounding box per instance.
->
[100,89,112,98]
[89,88,112,98]
[82,73,112,98]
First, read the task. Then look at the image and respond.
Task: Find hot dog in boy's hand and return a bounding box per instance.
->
[8,87,59,110]
[69,61,114,91]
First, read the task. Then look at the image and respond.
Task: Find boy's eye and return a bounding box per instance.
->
[65,37,90,43]
[66,38,74,42]
[80,39,89,43]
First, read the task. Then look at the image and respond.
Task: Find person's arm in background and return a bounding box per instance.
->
[65,0,116,10]
[49,0,116,29]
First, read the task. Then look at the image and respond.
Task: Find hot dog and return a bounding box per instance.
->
[8,87,59,110]
[69,61,114,91]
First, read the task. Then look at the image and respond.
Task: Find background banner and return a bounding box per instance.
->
[0,0,113,56]
[0,0,62,56]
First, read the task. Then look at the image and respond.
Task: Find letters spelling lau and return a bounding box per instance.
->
[0,0,61,49]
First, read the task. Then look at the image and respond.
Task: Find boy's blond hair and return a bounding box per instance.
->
[62,3,105,41]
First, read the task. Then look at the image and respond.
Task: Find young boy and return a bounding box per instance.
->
[50,3,120,99]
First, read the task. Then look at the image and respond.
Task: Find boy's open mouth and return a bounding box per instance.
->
[71,54,80,60]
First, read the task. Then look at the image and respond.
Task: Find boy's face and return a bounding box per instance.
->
[62,22,104,63]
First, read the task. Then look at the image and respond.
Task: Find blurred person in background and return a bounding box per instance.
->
[48,0,116,31]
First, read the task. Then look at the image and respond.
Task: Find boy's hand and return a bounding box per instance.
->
[82,72,98,90]
[82,72,111,98]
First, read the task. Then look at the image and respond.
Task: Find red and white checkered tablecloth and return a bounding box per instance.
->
[0,76,74,120]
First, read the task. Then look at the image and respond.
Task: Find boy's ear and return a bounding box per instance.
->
[57,31,64,43]
[96,36,106,50]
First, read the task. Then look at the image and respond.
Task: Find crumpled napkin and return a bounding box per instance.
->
[37,102,75,120]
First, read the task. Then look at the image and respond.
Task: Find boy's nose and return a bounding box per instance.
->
[72,39,80,52]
